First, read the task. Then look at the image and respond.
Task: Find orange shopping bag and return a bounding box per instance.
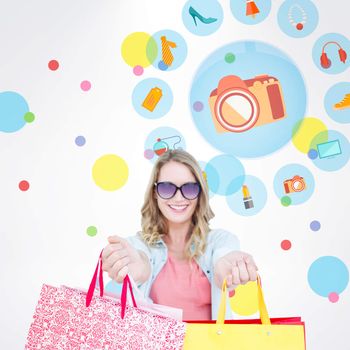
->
[183,276,306,349]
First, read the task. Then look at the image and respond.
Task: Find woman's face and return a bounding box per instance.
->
[155,160,199,226]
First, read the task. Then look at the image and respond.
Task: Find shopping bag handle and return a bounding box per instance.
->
[86,250,104,307]
[85,249,137,319]
[217,275,271,325]
[120,275,137,319]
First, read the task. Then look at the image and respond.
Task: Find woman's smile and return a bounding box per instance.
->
[168,204,189,213]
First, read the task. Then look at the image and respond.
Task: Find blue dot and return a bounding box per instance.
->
[310,220,320,231]
[158,60,169,71]
[75,136,86,146]
[308,256,349,297]
[308,149,318,159]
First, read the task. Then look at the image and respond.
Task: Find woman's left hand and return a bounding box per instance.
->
[213,251,258,291]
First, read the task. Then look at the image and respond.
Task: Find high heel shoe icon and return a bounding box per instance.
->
[189,6,217,26]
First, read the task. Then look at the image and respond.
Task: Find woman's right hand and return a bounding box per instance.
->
[102,235,150,284]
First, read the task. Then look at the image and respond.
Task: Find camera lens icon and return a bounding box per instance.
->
[208,74,287,133]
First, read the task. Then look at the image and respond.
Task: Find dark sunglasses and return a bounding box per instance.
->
[154,181,201,200]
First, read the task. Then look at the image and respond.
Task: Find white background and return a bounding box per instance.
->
[0,0,349,349]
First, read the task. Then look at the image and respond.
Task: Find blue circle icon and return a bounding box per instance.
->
[308,256,349,298]
[230,0,271,25]
[204,154,245,196]
[0,91,30,132]
[226,175,267,216]
[190,41,307,158]
[151,30,187,71]
[273,164,315,205]
[324,82,350,124]
[277,0,318,38]
[309,129,350,171]
[182,0,223,36]
[312,33,350,74]
[144,126,186,163]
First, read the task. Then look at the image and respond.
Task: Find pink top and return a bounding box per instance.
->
[149,253,211,320]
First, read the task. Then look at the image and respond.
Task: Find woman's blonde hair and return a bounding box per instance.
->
[140,149,215,260]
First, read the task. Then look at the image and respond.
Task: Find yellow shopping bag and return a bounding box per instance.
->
[183,276,306,349]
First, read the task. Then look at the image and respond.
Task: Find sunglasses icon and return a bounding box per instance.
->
[154,182,201,200]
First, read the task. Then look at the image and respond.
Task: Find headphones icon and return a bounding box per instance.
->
[320,41,347,69]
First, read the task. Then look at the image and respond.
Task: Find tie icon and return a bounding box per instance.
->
[160,36,177,68]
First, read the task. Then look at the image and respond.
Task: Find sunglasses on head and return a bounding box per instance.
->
[154,181,201,200]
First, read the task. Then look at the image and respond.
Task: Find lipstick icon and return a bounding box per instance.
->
[242,185,254,209]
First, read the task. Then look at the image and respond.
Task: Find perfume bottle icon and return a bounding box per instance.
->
[142,87,163,112]
[153,135,182,156]
[242,185,254,209]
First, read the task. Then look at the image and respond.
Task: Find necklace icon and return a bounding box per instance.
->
[288,4,307,30]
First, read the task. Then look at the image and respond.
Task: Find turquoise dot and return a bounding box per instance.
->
[308,256,349,297]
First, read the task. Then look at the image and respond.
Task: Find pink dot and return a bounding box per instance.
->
[281,240,292,250]
[144,149,154,160]
[80,80,91,91]
[19,180,30,191]
[328,292,339,303]
[48,60,59,71]
[133,65,144,76]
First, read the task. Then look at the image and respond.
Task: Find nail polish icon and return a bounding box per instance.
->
[189,6,218,26]
[242,185,254,209]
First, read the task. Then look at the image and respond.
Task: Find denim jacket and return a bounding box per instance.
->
[126,228,240,320]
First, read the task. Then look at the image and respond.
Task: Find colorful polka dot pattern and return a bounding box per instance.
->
[1,1,348,336]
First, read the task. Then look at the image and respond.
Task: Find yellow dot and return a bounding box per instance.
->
[92,154,129,191]
[121,32,158,68]
[292,117,328,153]
[229,281,259,316]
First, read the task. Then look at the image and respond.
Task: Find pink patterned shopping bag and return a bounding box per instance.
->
[25,251,186,349]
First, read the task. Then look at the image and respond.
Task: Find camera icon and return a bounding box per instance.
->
[283,175,306,194]
[208,74,287,133]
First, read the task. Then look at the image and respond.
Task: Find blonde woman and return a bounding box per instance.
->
[102,149,258,320]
